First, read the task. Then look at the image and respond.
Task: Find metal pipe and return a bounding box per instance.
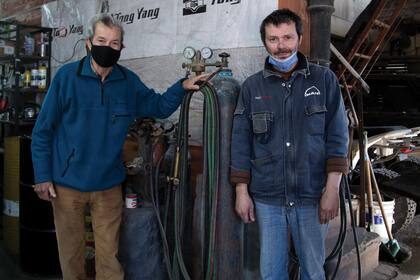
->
[307,0,335,67]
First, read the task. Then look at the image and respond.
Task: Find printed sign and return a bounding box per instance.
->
[42,0,278,60]
[111,0,277,59]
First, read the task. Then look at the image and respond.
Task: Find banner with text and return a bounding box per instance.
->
[105,0,278,59]
[42,0,278,61]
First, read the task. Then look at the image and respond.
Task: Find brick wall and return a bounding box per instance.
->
[0,0,54,25]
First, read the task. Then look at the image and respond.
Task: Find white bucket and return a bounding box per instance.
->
[366,198,395,243]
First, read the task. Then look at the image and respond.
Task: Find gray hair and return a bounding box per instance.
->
[87,13,125,42]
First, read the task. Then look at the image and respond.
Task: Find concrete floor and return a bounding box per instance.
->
[1,216,420,280]
[365,215,420,280]
[0,241,60,280]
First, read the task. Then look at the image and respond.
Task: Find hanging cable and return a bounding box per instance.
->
[325,182,347,263]
[326,175,362,280]
[344,175,362,280]
[172,90,194,280]
[51,38,85,64]
[149,153,173,280]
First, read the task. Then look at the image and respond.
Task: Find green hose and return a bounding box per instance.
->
[202,85,220,280]
[171,82,220,280]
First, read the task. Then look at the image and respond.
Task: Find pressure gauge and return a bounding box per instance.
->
[201,47,213,59]
[183,47,196,59]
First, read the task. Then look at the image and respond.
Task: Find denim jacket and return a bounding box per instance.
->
[230,53,349,205]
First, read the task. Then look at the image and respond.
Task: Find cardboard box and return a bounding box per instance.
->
[0,39,15,56]
[0,46,15,55]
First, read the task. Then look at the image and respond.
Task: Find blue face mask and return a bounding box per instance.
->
[269,51,298,72]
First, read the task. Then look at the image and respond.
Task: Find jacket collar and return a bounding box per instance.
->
[263,51,310,79]
[77,55,127,82]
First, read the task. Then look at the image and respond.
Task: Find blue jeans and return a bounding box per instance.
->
[255,201,328,280]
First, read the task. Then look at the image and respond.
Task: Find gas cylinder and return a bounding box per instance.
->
[207,60,242,280]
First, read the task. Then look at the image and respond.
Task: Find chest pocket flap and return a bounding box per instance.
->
[250,111,274,143]
[251,111,274,134]
[304,105,327,116]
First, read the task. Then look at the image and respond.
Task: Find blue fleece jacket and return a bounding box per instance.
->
[31,55,185,191]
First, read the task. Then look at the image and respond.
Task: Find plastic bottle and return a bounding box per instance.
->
[38,64,47,89]
[23,68,31,88]
[30,65,38,88]
[23,35,35,56]
[18,68,25,88]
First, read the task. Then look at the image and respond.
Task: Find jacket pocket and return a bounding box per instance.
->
[250,154,279,188]
[251,111,274,143]
[61,148,75,177]
[304,105,327,135]
[112,112,132,124]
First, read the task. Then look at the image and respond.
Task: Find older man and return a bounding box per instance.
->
[32,13,204,280]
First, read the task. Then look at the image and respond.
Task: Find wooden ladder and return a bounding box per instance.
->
[336,0,407,94]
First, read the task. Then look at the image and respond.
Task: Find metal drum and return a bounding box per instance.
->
[19,136,61,276]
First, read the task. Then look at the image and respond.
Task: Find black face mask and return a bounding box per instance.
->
[90,43,121,68]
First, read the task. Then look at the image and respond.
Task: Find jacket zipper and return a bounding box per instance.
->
[100,83,104,105]
[282,92,288,204]
[283,82,293,204]
[112,113,132,123]
[61,148,75,177]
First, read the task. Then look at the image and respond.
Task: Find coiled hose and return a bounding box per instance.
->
[170,81,220,280]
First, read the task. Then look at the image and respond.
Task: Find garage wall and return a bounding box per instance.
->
[332,0,371,37]
[0,0,54,24]
[120,47,268,144]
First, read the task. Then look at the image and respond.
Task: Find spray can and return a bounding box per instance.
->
[39,32,48,57]
[38,64,47,89]
[40,42,46,57]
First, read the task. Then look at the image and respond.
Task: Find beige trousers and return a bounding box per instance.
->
[52,185,124,280]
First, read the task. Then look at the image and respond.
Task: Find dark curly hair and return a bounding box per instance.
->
[260,9,303,45]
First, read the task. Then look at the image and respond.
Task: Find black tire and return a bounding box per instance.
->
[383,191,417,234]
[348,166,400,185]
[372,168,418,233]
[372,167,400,183]
[388,156,420,176]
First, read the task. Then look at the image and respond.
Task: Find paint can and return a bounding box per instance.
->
[125,194,137,209]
